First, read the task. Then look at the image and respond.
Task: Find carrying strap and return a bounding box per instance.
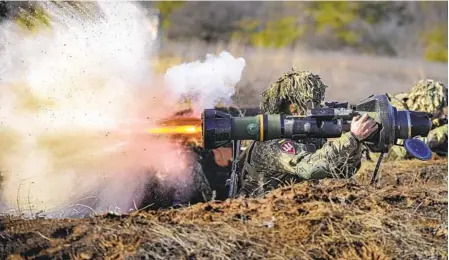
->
[370,152,384,186]
[240,141,258,187]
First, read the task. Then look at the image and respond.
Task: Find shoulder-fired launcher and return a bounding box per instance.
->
[202,94,433,161]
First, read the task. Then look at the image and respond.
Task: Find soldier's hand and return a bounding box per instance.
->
[350,113,378,141]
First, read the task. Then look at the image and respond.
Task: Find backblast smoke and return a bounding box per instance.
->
[0,1,245,217]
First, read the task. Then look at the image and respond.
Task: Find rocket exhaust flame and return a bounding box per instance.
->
[146,116,235,168]
[147,125,201,135]
[0,1,245,217]
[147,117,202,135]
[0,2,196,217]
[147,117,203,147]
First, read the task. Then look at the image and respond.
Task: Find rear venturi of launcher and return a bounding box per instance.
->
[202,94,433,161]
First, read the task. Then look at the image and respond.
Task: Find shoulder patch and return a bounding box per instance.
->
[280,140,295,154]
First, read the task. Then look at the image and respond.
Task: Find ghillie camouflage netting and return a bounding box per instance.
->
[406,79,448,115]
[260,70,328,114]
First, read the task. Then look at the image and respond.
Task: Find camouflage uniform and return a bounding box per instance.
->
[368,79,448,162]
[190,160,214,202]
[236,70,364,197]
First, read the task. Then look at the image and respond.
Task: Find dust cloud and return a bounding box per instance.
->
[0,1,245,217]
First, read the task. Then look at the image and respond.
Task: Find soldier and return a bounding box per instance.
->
[235,70,378,198]
[367,79,447,162]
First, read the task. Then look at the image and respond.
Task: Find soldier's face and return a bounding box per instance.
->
[289,103,305,116]
[286,103,295,115]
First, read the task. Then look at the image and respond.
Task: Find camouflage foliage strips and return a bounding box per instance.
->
[368,79,448,162]
[406,79,448,115]
[260,70,327,114]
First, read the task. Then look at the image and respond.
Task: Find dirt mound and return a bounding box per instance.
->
[1,159,447,259]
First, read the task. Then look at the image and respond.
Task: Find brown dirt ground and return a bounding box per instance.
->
[0,159,447,260]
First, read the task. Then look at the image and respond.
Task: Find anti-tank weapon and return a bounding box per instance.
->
[202,94,433,193]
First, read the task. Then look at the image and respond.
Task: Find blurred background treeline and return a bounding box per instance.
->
[146,1,448,62]
[143,1,449,105]
[1,1,448,105]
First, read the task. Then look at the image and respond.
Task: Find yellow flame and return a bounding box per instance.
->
[147,125,202,135]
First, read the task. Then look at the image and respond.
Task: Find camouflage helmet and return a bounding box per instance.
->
[260,70,328,114]
[405,79,448,114]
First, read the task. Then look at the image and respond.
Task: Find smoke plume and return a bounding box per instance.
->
[0,1,245,218]
[165,51,246,114]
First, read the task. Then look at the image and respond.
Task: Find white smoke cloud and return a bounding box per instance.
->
[0,1,246,218]
[0,1,178,217]
[164,51,246,112]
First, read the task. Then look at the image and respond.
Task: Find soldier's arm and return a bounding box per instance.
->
[254,114,375,180]
[292,132,360,180]
[292,114,378,179]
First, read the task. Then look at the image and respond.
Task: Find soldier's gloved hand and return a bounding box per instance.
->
[350,113,378,141]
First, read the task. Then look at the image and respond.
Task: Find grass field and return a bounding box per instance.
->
[0,1,447,258]
[0,159,446,259]
[1,41,447,259]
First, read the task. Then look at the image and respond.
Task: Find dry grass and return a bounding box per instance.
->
[0,159,446,259]
[154,40,448,107]
[0,41,447,259]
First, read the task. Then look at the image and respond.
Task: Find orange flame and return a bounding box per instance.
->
[147,125,201,135]
[147,116,233,167]
[147,117,202,135]
[147,116,203,147]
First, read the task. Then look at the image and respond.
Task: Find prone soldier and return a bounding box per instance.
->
[367,79,447,162]
[235,70,378,198]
